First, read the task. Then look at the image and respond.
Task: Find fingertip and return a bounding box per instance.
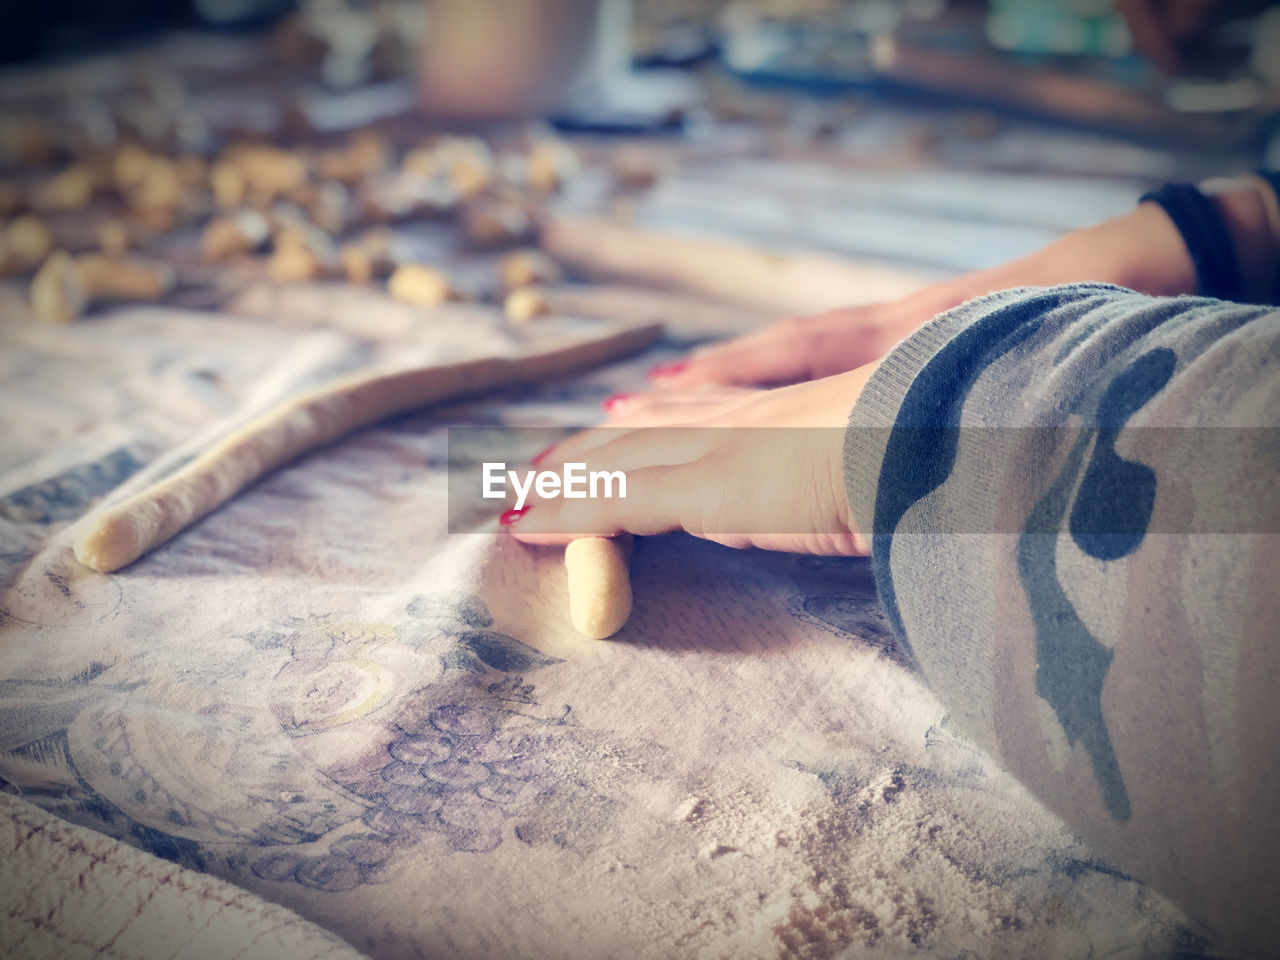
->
[499,507,527,527]
[507,530,575,546]
[646,359,689,384]
[602,393,633,415]
[649,359,721,391]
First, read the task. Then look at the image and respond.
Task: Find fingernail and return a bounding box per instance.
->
[602,392,631,413]
[531,444,554,465]
[647,360,688,381]
[499,508,527,526]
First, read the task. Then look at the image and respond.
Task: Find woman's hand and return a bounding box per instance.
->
[646,199,1219,391]
[505,364,878,556]
[646,293,951,391]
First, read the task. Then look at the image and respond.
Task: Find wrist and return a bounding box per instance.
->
[1199,178,1280,303]
[1021,206,1198,297]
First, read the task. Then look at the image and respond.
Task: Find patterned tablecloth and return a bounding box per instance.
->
[0,279,1215,959]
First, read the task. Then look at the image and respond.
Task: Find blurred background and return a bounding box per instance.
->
[1,0,1277,323]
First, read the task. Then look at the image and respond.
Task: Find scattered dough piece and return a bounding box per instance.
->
[305,181,352,234]
[435,136,494,198]
[267,236,328,282]
[98,220,133,258]
[228,145,309,204]
[340,235,394,285]
[30,251,86,324]
[611,146,666,189]
[388,263,455,306]
[401,145,437,178]
[317,130,391,184]
[201,210,270,261]
[31,251,174,323]
[341,244,375,285]
[41,164,94,211]
[113,145,154,192]
[5,215,55,269]
[127,157,184,214]
[504,286,552,324]
[565,536,633,639]
[267,218,336,283]
[72,323,662,572]
[527,138,579,193]
[210,161,247,208]
[500,249,562,291]
[75,253,175,301]
[461,200,533,248]
[347,130,391,177]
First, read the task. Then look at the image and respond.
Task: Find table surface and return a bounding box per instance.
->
[0,30,1245,959]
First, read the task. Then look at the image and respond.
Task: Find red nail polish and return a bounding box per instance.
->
[499,508,527,526]
[603,393,631,413]
[647,360,688,381]
[531,444,554,465]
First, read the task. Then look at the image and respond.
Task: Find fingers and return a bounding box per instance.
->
[507,461,701,545]
[538,425,720,479]
[648,305,891,390]
[648,334,811,389]
[602,387,756,427]
[521,388,752,483]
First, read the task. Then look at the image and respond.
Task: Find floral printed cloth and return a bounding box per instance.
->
[0,294,1214,959]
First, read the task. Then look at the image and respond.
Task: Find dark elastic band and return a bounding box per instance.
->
[1139,182,1243,302]
[1258,169,1280,200]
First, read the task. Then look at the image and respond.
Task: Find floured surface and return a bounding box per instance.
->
[0,791,367,960]
[0,295,1216,959]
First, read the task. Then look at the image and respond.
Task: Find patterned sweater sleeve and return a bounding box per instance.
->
[843,282,1280,954]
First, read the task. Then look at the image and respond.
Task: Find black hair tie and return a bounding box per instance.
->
[1139,182,1243,302]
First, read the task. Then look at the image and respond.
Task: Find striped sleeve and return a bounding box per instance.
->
[843,282,1280,954]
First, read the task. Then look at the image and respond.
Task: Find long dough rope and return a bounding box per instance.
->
[74,323,660,573]
[565,535,633,640]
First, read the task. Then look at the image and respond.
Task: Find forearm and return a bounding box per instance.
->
[844,283,1280,955]
[927,175,1280,309]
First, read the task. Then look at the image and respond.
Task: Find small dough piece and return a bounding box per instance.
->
[76,253,175,301]
[73,323,661,573]
[527,138,579,193]
[500,249,561,291]
[30,250,86,324]
[461,200,533,249]
[31,251,174,323]
[127,158,184,215]
[340,230,395,284]
[40,164,94,211]
[5,215,55,269]
[202,210,270,261]
[611,146,666,189]
[266,224,334,282]
[225,145,309,205]
[435,136,493,198]
[340,244,375,285]
[266,242,324,282]
[113,145,154,193]
[98,220,133,258]
[565,536,633,640]
[504,286,552,324]
[210,161,247,209]
[388,263,455,306]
